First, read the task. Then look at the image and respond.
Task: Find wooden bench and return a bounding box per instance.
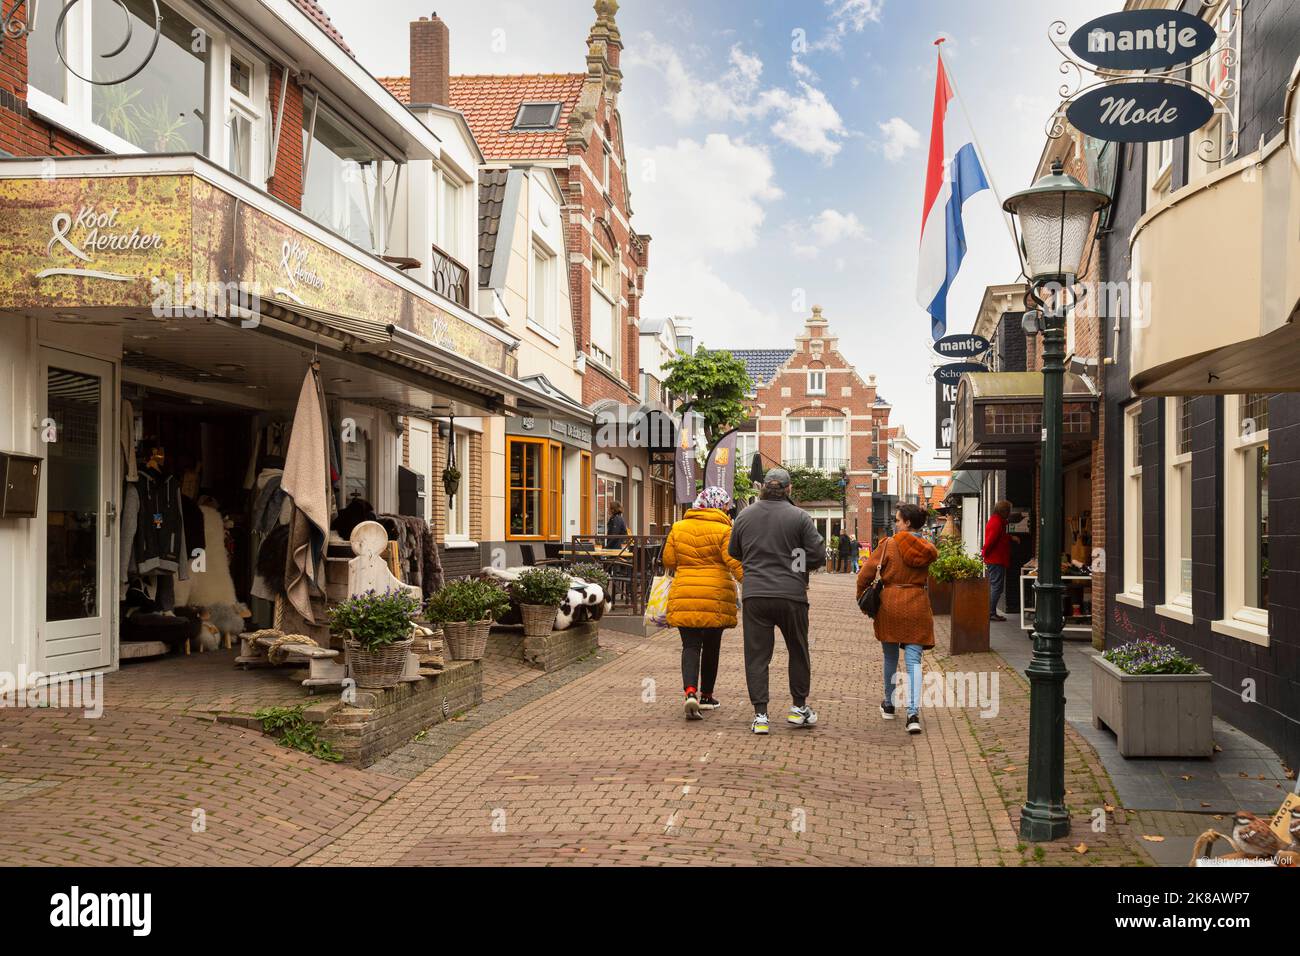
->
[236,630,346,691]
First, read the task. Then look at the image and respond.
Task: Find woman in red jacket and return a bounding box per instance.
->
[982,500,1018,622]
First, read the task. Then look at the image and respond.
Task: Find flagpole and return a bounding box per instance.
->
[936,40,1020,256]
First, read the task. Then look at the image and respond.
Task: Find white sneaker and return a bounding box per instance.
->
[751,713,770,735]
[787,705,818,728]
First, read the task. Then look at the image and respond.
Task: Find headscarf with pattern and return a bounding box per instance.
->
[693,486,733,512]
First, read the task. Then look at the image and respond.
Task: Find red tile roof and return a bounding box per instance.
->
[380,73,588,161]
[290,0,354,57]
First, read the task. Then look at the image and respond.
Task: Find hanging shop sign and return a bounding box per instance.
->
[933,333,990,360]
[1066,81,1215,143]
[1069,11,1217,72]
[935,378,956,452]
[933,361,988,385]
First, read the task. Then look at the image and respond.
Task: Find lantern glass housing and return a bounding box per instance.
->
[1003,160,1111,283]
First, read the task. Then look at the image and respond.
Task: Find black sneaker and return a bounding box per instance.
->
[906,712,922,734]
[880,700,896,720]
[698,695,720,711]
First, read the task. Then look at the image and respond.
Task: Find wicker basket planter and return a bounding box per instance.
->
[520,603,559,639]
[442,620,491,661]
[345,637,414,689]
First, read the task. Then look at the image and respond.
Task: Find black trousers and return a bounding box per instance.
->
[679,627,723,694]
[742,597,811,712]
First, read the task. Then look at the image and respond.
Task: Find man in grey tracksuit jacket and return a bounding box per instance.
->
[728,469,826,717]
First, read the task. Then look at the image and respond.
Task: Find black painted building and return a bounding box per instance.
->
[1099,0,1300,768]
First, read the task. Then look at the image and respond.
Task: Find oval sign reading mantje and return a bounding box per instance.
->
[1067,82,1215,144]
[934,362,988,384]
[1069,11,1217,71]
[933,333,990,359]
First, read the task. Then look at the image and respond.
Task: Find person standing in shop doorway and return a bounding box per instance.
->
[837,530,853,574]
[981,500,1018,622]
[728,468,826,735]
[662,486,743,720]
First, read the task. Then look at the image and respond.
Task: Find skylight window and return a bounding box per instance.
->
[512,102,562,131]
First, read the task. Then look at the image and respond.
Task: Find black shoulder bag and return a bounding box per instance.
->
[857,539,889,618]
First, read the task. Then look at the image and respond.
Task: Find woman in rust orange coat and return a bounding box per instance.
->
[857,502,939,735]
[662,486,743,720]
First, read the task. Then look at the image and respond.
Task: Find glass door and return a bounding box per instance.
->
[39,350,115,673]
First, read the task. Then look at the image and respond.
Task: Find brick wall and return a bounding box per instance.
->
[266,66,305,208]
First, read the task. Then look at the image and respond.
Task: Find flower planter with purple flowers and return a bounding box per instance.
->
[1091,640,1213,758]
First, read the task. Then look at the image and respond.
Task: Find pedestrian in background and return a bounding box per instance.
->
[729,468,825,735]
[605,501,629,550]
[981,500,1017,622]
[837,530,853,574]
[858,503,938,735]
[662,486,743,720]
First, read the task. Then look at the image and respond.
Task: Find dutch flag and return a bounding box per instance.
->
[916,46,989,342]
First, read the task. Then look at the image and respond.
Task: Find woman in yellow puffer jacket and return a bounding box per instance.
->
[663,486,743,720]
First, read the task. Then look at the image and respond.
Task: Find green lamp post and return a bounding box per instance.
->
[1002,160,1110,842]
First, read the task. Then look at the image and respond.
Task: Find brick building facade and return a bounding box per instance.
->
[730,307,892,544]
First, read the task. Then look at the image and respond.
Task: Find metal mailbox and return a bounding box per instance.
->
[0,451,42,518]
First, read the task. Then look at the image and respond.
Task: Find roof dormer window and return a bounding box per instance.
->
[512,102,563,131]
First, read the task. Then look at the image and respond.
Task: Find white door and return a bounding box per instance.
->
[408,418,434,525]
[39,350,116,673]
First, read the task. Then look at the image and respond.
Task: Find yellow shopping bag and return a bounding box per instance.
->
[644,574,672,629]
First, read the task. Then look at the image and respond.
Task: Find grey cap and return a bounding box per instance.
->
[763,467,792,488]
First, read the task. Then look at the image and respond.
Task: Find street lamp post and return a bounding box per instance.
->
[1003,160,1110,842]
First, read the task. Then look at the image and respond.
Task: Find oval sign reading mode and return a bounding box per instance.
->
[934,362,988,384]
[1069,11,1218,72]
[1067,81,1215,144]
[933,333,990,359]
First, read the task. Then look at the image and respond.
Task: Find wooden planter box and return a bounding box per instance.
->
[948,577,990,654]
[1091,655,1213,757]
[928,577,953,615]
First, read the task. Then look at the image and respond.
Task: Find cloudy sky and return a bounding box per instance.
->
[320,0,1113,468]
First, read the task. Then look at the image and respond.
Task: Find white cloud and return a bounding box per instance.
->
[758,82,848,162]
[809,209,867,245]
[877,116,921,162]
[814,0,887,51]
[629,134,783,259]
[628,33,851,164]
[643,260,788,350]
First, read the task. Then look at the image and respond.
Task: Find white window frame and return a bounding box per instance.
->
[785,417,846,472]
[590,250,619,373]
[735,432,758,474]
[446,430,471,544]
[26,0,268,180]
[1158,397,1194,622]
[436,169,467,263]
[1188,0,1240,183]
[529,237,558,336]
[1146,137,1173,209]
[1213,394,1270,645]
[1118,403,1144,607]
[807,369,826,395]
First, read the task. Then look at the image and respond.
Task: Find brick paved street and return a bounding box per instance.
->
[0,574,1148,866]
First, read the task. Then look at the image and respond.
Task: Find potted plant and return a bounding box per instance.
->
[328,588,422,689]
[510,566,571,638]
[1092,639,1212,757]
[442,463,462,499]
[930,541,989,654]
[425,578,510,661]
[927,536,964,614]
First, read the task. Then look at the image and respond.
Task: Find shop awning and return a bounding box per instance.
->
[951,371,1098,471]
[947,470,983,498]
[1129,131,1300,394]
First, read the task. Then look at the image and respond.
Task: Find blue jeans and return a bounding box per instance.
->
[987,563,1006,619]
[882,642,924,716]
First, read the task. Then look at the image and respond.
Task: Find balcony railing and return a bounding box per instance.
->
[429,241,470,308]
[782,458,849,473]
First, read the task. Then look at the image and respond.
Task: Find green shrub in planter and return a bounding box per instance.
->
[929,539,985,582]
[566,562,610,591]
[425,578,511,625]
[511,567,571,608]
[327,589,422,651]
[1103,639,1202,675]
